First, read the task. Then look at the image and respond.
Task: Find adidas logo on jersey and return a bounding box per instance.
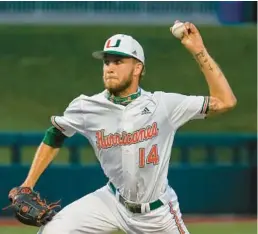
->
[141,107,151,115]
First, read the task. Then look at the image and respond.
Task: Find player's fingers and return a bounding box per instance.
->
[189,23,199,34]
[184,22,191,34]
[180,22,191,38]
[184,22,191,29]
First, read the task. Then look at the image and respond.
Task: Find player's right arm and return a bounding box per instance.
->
[21,129,63,188]
[21,95,84,188]
[21,144,59,188]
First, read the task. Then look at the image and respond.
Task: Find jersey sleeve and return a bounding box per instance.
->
[50,96,84,137]
[161,92,209,129]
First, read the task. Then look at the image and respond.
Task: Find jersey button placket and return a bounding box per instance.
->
[121,108,137,200]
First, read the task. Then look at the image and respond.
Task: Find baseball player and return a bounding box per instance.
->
[7,21,236,233]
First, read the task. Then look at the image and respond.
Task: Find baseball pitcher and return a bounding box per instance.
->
[6,21,236,234]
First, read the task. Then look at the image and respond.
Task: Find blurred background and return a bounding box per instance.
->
[0,1,257,234]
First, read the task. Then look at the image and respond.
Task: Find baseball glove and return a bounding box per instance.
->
[3,187,61,227]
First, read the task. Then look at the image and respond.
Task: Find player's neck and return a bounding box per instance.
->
[114,86,138,98]
[107,87,141,106]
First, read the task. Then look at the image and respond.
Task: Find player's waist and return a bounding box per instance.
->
[108,182,171,214]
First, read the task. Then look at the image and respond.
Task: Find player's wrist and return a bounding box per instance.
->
[193,48,212,67]
[21,181,34,189]
[191,46,207,56]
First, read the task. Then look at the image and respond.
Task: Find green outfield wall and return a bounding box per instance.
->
[0,25,256,132]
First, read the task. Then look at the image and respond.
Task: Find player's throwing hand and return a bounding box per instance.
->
[170,20,205,54]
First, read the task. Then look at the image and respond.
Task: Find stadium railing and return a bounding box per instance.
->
[0,132,256,166]
[0,132,256,215]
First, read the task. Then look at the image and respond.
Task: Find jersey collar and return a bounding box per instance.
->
[106,88,141,106]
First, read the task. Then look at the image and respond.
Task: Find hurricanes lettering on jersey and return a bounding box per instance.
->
[96,122,159,150]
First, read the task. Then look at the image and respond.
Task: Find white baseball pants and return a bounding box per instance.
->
[38,185,189,234]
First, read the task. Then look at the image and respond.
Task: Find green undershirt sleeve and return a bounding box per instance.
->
[43,126,67,148]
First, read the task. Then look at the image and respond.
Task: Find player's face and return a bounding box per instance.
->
[103,55,138,94]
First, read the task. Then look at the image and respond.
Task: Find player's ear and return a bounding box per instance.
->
[133,61,144,77]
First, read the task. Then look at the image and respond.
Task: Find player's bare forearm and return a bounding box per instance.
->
[170,21,237,115]
[21,143,60,188]
[194,48,237,115]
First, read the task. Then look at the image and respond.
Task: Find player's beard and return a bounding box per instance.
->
[104,71,133,96]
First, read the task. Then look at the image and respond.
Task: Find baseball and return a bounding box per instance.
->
[171,22,185,39]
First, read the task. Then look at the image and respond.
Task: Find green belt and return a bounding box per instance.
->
[108,182,164,213]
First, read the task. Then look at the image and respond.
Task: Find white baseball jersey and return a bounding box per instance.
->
[51,89,208,203]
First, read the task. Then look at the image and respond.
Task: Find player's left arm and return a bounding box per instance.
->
[171,21,237,117]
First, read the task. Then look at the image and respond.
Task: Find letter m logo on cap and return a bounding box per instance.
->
[105,39,121,48]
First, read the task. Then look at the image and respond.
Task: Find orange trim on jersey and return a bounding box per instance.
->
[51,116,65,132]
[200,96,209,114]
[168,202,186,234]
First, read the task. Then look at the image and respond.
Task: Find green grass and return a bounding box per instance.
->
[0,25,256,133]
[0,222,256,234]
[188,222,257,234]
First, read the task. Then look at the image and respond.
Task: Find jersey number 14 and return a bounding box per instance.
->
[139,144,159,168]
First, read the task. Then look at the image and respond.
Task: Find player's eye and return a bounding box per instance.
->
[103,60,110,65]
[103,59,122,66]
[114,59,122,65]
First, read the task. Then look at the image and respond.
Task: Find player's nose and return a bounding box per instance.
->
[105,63,115,73]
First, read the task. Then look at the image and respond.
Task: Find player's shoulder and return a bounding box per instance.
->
[68,91,109,108]
[140,89,167,98]
[144,90,198,108]
[72,91,106,102]
[142,90,185,100]
[140,89,159,103]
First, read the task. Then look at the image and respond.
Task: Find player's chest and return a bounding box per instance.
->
[86,99,163,132]
[85,101,166,146]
